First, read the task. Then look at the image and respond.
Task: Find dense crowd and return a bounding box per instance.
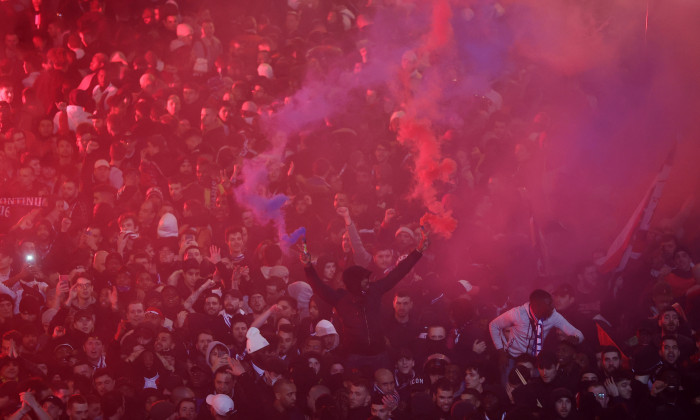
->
[0,0,698,420]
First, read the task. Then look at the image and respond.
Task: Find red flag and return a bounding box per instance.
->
[596,145,675,273]
[596,322,630,369]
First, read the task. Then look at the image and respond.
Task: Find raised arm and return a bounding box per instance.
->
[337,207,372,268]
[8,393,52,420]
[301,246,343,306]
[183,279,217,313]
[251,304,280,329]
[374,229,429,294]
[374,250,422,294]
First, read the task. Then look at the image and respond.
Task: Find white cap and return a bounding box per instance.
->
[205,394,234,415]
[314,320,337,337]
[94,159,110,169]
[257,63,274,79]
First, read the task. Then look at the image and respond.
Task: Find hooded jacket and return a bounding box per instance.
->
[205,341,230,369]
[305,250,422,355]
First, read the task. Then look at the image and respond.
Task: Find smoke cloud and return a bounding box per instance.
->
[236,0,700,290]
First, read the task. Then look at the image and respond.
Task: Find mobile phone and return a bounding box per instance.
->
[59,275,69,284]
[25,254,34,263]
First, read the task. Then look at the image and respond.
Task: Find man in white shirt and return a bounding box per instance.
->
[489,289,584,385]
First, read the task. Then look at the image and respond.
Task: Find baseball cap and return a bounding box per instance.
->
[145,307,164,318]
[205,394,234,415]
[94,159,110,169]
[314,320,337,337]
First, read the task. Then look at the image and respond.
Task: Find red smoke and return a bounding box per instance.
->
[396,0,459,239]
[398,118,458,238]
[426,0,454,51]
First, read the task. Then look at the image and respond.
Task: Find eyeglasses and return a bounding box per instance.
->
[76,283,92,289]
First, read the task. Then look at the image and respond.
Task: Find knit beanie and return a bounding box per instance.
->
[246,327,269,354]
[157,213,178,238]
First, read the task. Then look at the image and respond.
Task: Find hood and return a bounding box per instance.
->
[205,341,229,367]
[342,265,372,295]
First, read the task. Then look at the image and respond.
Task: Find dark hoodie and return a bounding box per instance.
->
[305,250,422,355]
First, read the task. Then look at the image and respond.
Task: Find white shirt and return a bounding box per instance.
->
[489,302,583,357]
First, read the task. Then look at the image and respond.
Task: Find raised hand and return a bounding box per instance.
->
[20,391,38,408]
[209,245,222,264]
[232,265,250,282]
[299,244,311,265]
[65,283,78,305]
[201,278,217,291]
[126,345,146,363]
[336,207,351,224]
[8,340,19,358]
[227,357,246,377]
[383,208,397,225]
[177,311,189,328]
[86,140,100,154]
[109,286,119,310]
[56,277,70,296]
[604,377,619,397]
[382,394,399,412]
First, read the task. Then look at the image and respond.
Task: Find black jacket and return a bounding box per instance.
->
[305,250,422,355]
